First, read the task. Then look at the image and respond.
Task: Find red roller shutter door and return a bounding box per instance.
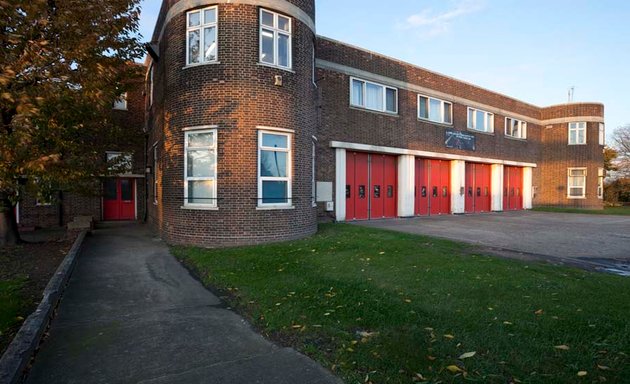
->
[346,152,369,220]
[345,152,397,221]
[504,166,523,211]
[465,163,491,213]
[383,155,398,218]
[415,159,450,216]
[414,158,429,216]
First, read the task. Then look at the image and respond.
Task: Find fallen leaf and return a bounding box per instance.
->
[503,321,513,325]
[413,372,425,381]
[404,299,412,303]
[424,327,434,331]
[597,365,610,371]
[554,345,570,350]
[535,309,544,315]
[291,324,302,329]
[446,365,462,373]
[427,355,437,361]
[459,351,476,359]
[444,334,455,339]
[577,371,587,377]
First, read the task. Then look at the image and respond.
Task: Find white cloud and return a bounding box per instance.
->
[400,0,485,37]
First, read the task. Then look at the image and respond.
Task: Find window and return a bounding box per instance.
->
[148,64,154,107]
[599,123,605,145]
[597,168,604,199]
[418,95,452,124]
[567,168,587,198]
[186,6,218,65]
[260,9,291,69]
[568,122,586,145]
[184,130,217,207]
[350,77,397,114]
[467,107,494,133]
[258,131,291,207]
[107,152,132,174]
[113,92,127,110]
[505,117,527,139]
[153,146,159,205]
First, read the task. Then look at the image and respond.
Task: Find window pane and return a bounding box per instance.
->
[468,109,474,128]
[260,151,287,177]
[262,133,288,148]
[476,110,485,130]
[419,97,428,118]
[578,129,585,143]
[121,179,132,201]
[261,10,274,27]
[444,103,452,124]
[513,121,519,137]
[569,187,583,197]
[204,8,216,24]
[365,83,383,111]
[385,88,396,112]
[569,130,576,144]
[189,11,200,27]
[188,132,213,147]
[188,30,200,64]
[278,15,290,31]
[262,181,288,204]
[429,98,441,122]
[188,180,215,204]
[203,27,217,62]
[278,33,289,67]
[104,179,117,200]
[187,149,215,178]
[261,29,274,64]
[352,80,364,106]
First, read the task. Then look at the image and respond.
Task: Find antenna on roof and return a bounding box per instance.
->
[568,86,575,103]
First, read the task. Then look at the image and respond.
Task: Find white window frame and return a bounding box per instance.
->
[259,8,292,70]
[153,145,159,205]
[467,107,494,133]
[567,168,587,199]
[257,130,292,208]
[568,122,587,145]
[184,129,218,208]
[350,77,398,114]
[597,168,604,199]
[418,95,452,124]
[505,117,527,139]
[113,92,128,110]
[148,64,154,107]
[599,123,605,146]
[312,140,316,207]
[186,6,219,66]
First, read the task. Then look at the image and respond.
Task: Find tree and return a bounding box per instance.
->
[612,124,630,177]
[603,146,618,173]
[0,0,144,245]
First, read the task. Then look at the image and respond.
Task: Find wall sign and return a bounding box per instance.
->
[445,129,476,151]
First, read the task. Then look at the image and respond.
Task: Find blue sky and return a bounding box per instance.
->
[137,0,630,140]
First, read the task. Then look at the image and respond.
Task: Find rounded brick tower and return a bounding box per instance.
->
[147,0,318,246]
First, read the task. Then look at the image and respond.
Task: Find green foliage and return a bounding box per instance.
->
[175,224,630,384]
[533,206,630,215]
[0,278,28,335]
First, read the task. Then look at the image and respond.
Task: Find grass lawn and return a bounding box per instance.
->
[174,224,630,383]
[0,278,28,341]
[533,206,630,216]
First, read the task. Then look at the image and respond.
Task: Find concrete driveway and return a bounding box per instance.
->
[356,211,630,273]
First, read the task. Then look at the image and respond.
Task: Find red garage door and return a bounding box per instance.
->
[346,152,397,221]
[415,158,451,216]
[503,166,523,211]
[103,178,136,221]
[465,163,491,213]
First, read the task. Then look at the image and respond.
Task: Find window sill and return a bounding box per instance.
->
[504,135,527,142]
[568,143,587,146]
[181,205,219,211]
[183,61,221,70]
[417,118,452,127]
[256,205,295,211]
[567,197,586,200]
[349,106,399,117]
[257,62,294,73]
[467,128,494,136]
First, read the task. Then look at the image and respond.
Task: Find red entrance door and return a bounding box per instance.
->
[465,163,491,213]
[503,167,523,211]
[103,178,135,221]
[346,152,397,221]
[415,159,450,216]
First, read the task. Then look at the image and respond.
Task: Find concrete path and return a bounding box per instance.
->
[357,211,630,261]
[26,225,341,384]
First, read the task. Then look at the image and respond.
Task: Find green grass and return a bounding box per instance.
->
[173,224,630,383]
[0,278,28,338]
[533,206,630,215]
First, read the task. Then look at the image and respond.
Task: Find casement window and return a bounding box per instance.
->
[505,117,527,139]
[113,92,127,110]
[186,6,218,65]
[350,77,397,114]
[260,9,291,69]
[418,95,452,124]
[599,123,605,145]
[567,168,587,198]
[467,107,494,133]
[597,168,604,199]
[258,131,292,207]
[568,122,586,145]
[153,146,159,205]
[107,152,132,174]
[184,129,217,207]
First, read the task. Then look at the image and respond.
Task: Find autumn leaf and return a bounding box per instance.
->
[534,309,544,315]
[459,351,476,359]
[554,345,570,350]
[446,365,463,373]
[427,355,437,361]
[443,334,455,339]
[597,365,610,371]
[577,371,587,377]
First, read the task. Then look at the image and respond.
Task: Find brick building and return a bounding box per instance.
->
[18,0,606,247]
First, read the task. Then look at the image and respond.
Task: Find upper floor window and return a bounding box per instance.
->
[505,117,527,139]
[599,123,605,145]
[113,92,127,110]
[568,122,586,145]
[567,168,586,198]
[107,152,133,174]
[184,129,217,208]
[418,95,452,124]
[258,131,292,207]
[260,9,291,69]
[597,168,604,199]
[187,6,218,66]
[351,77,397,114]
[467,107,494,133]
